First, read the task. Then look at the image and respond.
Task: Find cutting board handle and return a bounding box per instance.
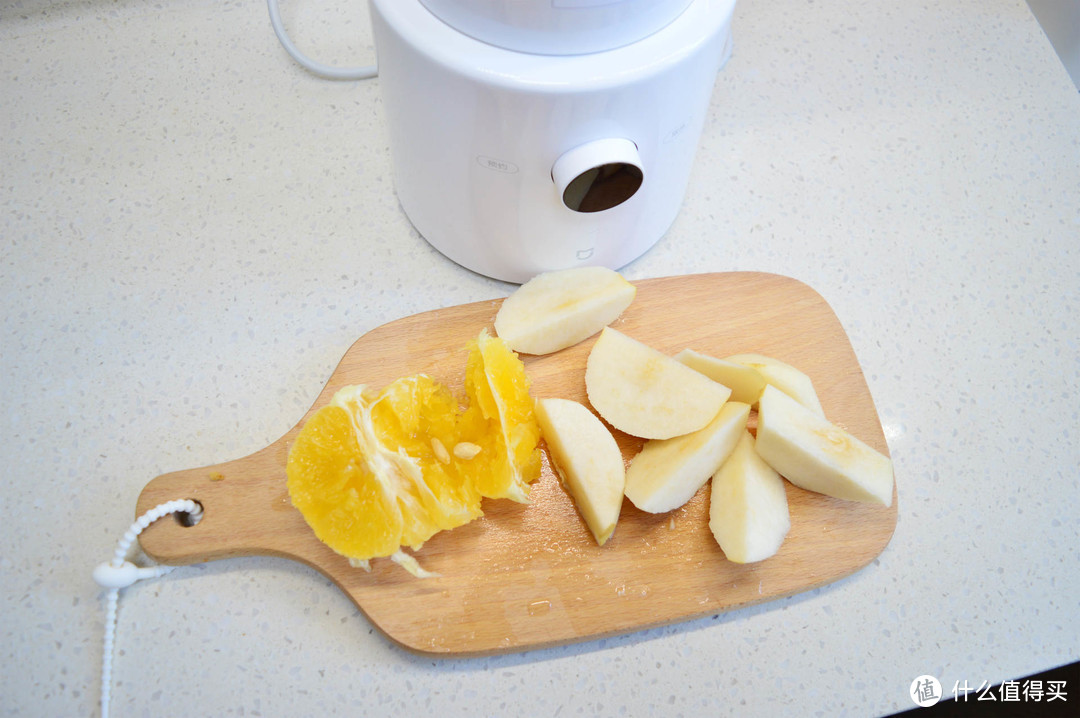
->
[135,438,320,566]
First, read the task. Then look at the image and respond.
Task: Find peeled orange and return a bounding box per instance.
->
[286,330,541,573]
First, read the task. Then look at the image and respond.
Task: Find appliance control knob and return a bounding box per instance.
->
[552,138,644,213]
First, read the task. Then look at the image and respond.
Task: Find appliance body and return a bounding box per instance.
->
[369,0,736,283]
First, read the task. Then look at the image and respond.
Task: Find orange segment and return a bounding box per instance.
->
[370,375,483,530]
[460,329,542,502]
[286,400,404,560]
[287,380,482,563]
[286,330,541,569]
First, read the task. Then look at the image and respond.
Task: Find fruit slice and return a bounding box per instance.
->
[459,329,542,503]
[286,379,484,564]
[369,375,483,530]
[624,401,750,513]
[287,330,542,574]
[754,385,894,506]
[534,398,626,545]
[674,349,767,405]
[709,431,791,563]
[724,353,826,417]
[494,267,637,355]
[585,327,731,440]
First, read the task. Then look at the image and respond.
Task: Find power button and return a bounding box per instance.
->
[552,138,644,213]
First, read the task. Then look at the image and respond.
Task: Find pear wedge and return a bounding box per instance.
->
[494,267,636,355]
[709,431,791,563]
[534,398,626,546]
[755,385,893,506]
[624,401,750,513]
[674,348,767,405]
[725,352,826,417]
[585,328,731,440]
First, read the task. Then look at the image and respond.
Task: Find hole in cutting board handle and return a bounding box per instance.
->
[174,500,204,528]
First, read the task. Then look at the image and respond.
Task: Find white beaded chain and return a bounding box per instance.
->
[93,499,203,718]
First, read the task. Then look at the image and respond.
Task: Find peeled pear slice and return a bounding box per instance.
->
[494,267,636,355]
[624,401,750,513]
[725,352,826,417]
[674,349,768,404]
[585,328,731,440]
[755,385,893,506]
[534,398,626,546]
[709,431,791,563]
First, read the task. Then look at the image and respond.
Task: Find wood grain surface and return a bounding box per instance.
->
[137,272,897,656]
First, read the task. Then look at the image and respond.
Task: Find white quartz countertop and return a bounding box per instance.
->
[3,1,1078,715]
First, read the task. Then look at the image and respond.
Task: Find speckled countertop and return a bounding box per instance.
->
[3,1,1078,715]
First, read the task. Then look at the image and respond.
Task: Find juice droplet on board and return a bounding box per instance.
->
[527,599,551,616]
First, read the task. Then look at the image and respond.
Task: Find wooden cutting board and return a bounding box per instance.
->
[137,272,897,656]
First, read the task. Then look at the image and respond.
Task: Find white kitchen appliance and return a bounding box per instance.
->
[369,0,736,283]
